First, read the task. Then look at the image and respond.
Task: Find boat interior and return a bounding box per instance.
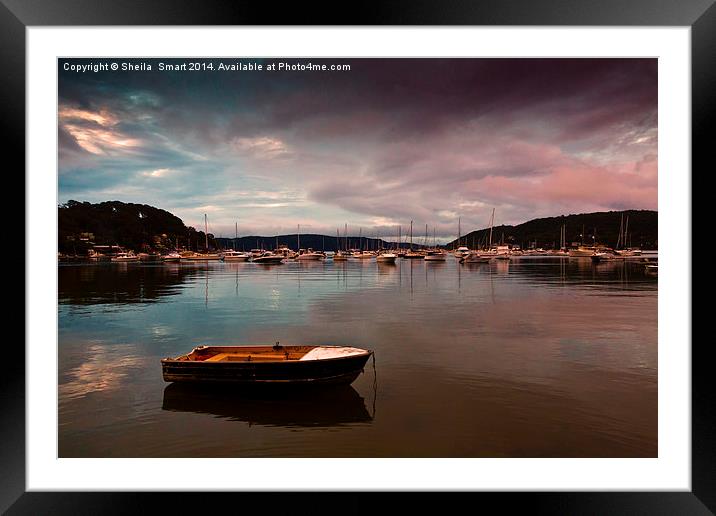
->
[169,345,370,363]
[174,345,314,362]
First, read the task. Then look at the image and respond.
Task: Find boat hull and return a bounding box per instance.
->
[162,350,372,385]
[251,254,284,263]
[568,250,595,257]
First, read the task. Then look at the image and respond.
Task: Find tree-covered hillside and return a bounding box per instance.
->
[447,210,657,250]
[58,200,217,253]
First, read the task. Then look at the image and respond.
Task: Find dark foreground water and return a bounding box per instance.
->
[58,256,657,457]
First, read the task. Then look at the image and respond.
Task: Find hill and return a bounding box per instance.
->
[58,200,216,254]
[446,210,657,250]
[59,201,657,254]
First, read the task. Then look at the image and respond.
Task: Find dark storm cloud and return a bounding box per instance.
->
[58,58,657,239]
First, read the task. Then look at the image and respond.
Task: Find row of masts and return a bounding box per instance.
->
[215,209,637,253]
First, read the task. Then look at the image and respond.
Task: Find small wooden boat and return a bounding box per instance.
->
[162,344,373,385]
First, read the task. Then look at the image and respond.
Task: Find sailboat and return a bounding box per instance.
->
[461,209,495,263]
[222,222,250,261]
[454,217,469,257]
[614,213,642,257]
[424,227,446,261]
[404,220,423,259]
[184,214,221,260]
[333,226,348,261]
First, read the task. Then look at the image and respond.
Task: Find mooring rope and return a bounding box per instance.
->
[371,352,377,419]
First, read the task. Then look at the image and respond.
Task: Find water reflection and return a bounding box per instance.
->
[162,383,372,427]
[59,263,202,304]
[59,256,657,457]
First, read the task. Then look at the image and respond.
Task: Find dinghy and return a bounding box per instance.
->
[161,344,373,385]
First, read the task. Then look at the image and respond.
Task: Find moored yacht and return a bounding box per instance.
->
[274,245,296,259]
[162,251,182,262]
[352,250,374,259]
[424,250,447,261]
[111,251,139,262]
[454,246,470,258]
[222,250,251,262]
[296,248,325,260]
[461,251,491,264]
[376,252,397,263]
[182,252,222,261]
[251,251,284,264]
[568,246,598,257]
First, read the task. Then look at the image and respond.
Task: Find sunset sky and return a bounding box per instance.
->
[58,58,657,241]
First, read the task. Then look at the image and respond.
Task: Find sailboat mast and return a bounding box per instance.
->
[204,213,208,251]
[488,208,495,248]
[297,224,300,250]
[458,217,461,249]
[234,222,238,250]
[410,220,413,251]
[624,215,629,248]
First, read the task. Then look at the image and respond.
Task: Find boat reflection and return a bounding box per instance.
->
[161,383,373,428]
[58,262,204,304]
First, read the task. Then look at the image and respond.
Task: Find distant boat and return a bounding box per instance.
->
[591,250,618,263]
[138,252,162,262]
[454,246,470,258]
[461,252,490,264]
[424,250,447,261]
[87,249,107,261]
[353,250,374,260]
[161,344,374,386]
[251,251,284,264]
[183,213,221,259]
[376,252,397,263]
[222,250,250,262]
[568,246,598,257]
[297,248,325,260]
[183,252,222,261]
[333,251,349,261]
[111,251,139,262]
[274,245,296,259]
[162,252,182,262]
[404,220,422,258]
[294,224,325,260]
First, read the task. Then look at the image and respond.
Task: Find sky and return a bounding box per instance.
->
[58,58,657,242]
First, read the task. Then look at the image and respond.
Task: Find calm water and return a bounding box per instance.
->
[58,256,657,457]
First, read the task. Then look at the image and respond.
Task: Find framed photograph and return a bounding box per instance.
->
[8,0,710,513]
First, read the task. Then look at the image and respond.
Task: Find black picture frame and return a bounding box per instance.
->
[6,1,709,513]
